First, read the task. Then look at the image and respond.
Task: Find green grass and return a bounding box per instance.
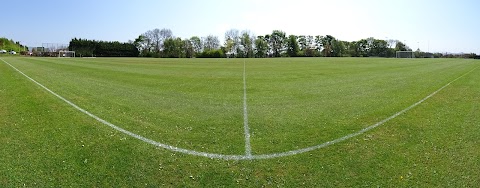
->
[0,54,19,57]
[1,57,479,186]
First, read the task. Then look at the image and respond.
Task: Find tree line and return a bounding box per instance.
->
[68,38,139,57]
[64,29,478,58]
[0,38,28,52]
[131,28,419,58]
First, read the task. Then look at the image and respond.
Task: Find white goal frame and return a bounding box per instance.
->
[58,50,76,58]
[396,51,414,58]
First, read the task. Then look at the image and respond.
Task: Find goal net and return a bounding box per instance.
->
[396,51,414,58]
[58,50,76,58]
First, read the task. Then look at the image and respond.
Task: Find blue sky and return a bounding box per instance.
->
[3,0,479,53]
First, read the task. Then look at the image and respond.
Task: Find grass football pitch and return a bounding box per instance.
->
[1,57,479,186]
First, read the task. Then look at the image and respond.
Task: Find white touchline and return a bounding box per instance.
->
[1,58,477,161]
[243,59,252,158]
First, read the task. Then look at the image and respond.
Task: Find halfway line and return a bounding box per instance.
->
[243,59,252,157]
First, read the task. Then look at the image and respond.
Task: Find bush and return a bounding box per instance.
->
[197,49,225,58]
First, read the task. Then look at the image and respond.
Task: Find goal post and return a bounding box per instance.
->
[396,51,415,58]
[58,50,76,58]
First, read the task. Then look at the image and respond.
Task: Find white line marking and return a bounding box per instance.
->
[253,65,479,159]
[0,58,248,160]
[243,59,252,158]
[2,58,477,160]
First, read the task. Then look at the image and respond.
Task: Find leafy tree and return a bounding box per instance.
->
[224,38,235,57]
[395,40,411,51]
[183,39,195,58]
[150,29,161,53]
[264,34,272,56]
[203,35,220,51]
[386,40,397,57]
[240,30,254,58]
[0,38,27,52]
[190,36,202,56]
[306,36,315,48]
[69,38,95,57]
[295,35,316,57]
[318,35,336,57]
[139,28,173,56]
[345,41,356,57]
[356,39,369,57]
[368,38,388,57]
[69,38,138,57]
[269,30,286,57]
[140,30,155,56]
[163,37,185,58]
[159,28,173,47]
[297,35,307,51]
[331,39,346,57]
[254,36,268,58]
[224,29,240,57]
[286,35,300,57]
[314,35,324,56]
[134,35,152,57]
